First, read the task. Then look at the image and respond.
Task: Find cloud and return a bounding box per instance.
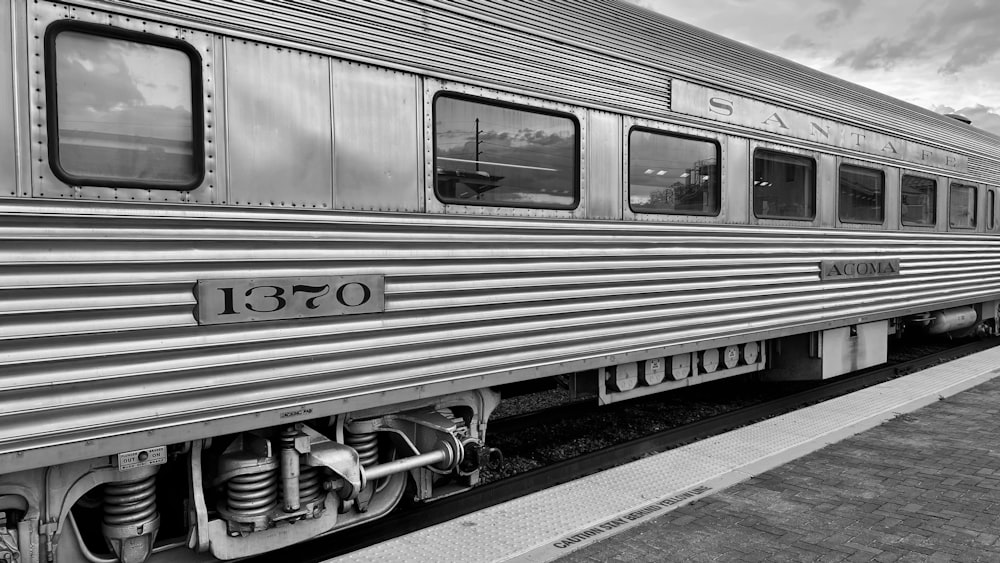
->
[815,0,862,28]
[935,6,1000,74]
[832,0,1000,74]
[815,9,839,28]
[782,33,818,52]
[624,0,658,11]
[834,37,929,71]
[932,104,1000,137]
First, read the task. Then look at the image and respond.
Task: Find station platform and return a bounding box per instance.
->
[331,346,1000,563]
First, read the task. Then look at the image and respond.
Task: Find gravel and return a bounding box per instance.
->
[480,338,967,484]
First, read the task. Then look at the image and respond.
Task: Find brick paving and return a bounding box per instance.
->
[559,377,1000,562]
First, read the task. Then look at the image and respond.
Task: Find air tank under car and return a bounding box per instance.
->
[906,307,984,336]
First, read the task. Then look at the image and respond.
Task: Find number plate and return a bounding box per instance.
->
[196,275,384,325]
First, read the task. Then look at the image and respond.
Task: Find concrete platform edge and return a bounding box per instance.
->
[331,350,1000,563]
[502,363,1000,563]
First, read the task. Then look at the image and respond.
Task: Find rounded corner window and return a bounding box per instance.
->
[752,149,816,221]
[901,174,937,227]
[628,128,721,217]
[432,93,579,210]
[838,163,885,225]
[44,20,205,190]
[948,183,977,229]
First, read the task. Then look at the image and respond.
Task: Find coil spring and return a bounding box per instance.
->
[298,465,323,504]
[227,469,278,517]
[279,427,297,448]
[103,475,157,526]
[345,431,378,467]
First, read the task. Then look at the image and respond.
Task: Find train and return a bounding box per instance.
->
[2,1,1000,561]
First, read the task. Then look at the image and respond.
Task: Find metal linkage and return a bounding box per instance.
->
[198,410,478,559]
[279,427,301,513]
[346,410,465,484]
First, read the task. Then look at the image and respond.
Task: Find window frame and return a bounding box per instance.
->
[44,20,205,191]
[627,127,722,217]
[837,162,885,225]
[899,173,938,229]
[431,91,581,211]
[751,147,818,222]
[989,188,997,231]
[948,182,978,230]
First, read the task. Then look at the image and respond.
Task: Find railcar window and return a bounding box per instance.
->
[752,150,816,220]
[838,164,884,224]
[949,183,977,229]
[434,95,578,209]
[901,175,936,226]
[45,23,203,189]
[989,190,996,230]
[628,130,720,216]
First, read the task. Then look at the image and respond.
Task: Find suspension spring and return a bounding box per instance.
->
[103,474,157,527]
[278,427,297,449]
[298,466,324,505]
[345,431,379,467]
[227,469,278,518]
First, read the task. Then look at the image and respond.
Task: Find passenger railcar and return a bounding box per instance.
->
[2,1,1000,561]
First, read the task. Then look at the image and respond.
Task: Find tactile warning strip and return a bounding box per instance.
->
[330,347,1000,563]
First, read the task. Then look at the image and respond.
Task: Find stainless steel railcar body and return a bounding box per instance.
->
[2,0,1000,561]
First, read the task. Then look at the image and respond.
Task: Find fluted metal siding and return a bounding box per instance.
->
[98,0,1000,179]
[4,200,1000,468]
[102,0,670,117]
[968,156,998,184]
[6,0,1000,473]
[440,0,1000,158]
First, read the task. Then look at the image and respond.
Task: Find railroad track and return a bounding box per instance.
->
[253,337,1000,563]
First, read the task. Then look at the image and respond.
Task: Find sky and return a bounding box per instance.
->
[626,0,1000,137]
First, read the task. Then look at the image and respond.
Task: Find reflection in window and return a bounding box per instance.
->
[901,175,936,226]
[753,150,815,220]
[629,130,720,216]
[949,183,977,229]
[49,27,201,187]
[434,95,578,209]
[839,164,884,224]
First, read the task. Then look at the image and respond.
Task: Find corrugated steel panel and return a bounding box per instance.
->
[968,155,999,184]
[3,200,1000,468]
[101,0,670,117]
[97,0,1000,177]
[440,0,1000,158]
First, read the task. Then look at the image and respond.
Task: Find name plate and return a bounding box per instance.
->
[196,275,384,325]
[820,259,899,280]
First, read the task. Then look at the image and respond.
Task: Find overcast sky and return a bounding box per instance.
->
[627,0,1000,137]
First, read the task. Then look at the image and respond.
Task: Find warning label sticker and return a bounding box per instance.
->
[116,446,167,471]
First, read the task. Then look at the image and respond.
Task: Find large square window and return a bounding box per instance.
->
[434,95,578,209]
[901,175,936,226]
[949,183,977,229]
[629,129,720,216]
[753,150,816,220]
[46,22,204,189]
[839,164,884,224]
